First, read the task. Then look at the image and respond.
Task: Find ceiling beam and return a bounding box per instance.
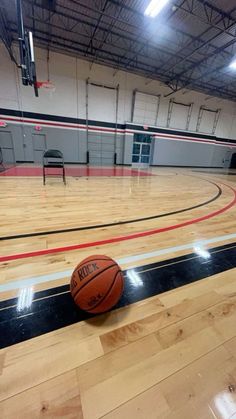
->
[165,36,236,96]
[164,0,236,83]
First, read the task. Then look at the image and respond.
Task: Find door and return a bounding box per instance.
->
[132,134,152,166]
[88,134,115,166]
[32,134,46,163]
[88,133,102,166]
[230,153,236,169]
[101,135,115,166]
[0,131,15,163]
[223,150,231,168]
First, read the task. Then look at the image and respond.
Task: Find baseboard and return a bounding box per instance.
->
[150,164,222,169]
[116,164,132,166]
[16,161,88,165]
[16,160,34,163]
[65,162,87,165]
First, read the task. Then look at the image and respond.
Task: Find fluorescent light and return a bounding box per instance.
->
[229,60,236,70]
[144,0,170,18]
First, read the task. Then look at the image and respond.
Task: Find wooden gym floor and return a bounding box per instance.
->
[0,165,236,418]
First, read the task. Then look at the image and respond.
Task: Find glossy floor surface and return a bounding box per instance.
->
[0,165,152,177]
[0,165,236,418]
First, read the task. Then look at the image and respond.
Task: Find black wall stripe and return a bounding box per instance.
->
[1,107,235,143]
[125,123,216,140]
[0,108,125,129]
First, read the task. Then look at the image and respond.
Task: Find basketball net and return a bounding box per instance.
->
[35,81,56,97]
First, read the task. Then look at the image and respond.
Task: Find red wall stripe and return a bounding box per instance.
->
[1,114,236,147]
[0,116,124,134]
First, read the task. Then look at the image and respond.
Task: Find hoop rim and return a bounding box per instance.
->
[35,81,56,90]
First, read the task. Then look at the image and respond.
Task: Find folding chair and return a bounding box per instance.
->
[43,149,66,185]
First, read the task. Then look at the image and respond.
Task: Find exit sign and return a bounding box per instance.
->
[34,125,42,131]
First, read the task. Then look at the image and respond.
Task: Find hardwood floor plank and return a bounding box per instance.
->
[102,344,236,419]
[78,334,162,392]
[1,336,103,402]
[156,297,236,349]
[100,291,225,353]
[1,370,83,419]
[78,328,224,419]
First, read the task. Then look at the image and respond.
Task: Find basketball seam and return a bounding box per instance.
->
[86,270,122,311]
[71,258,117,297]
[73,263,118,300]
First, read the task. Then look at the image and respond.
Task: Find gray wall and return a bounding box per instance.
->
[0,130,15,162]
[0,124,125,165]
[123,133,133,165]
[0,121,234,168]
[116,134,124,165]
[151,137,233,168]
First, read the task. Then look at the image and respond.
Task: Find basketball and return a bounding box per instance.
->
[70,255,124,314]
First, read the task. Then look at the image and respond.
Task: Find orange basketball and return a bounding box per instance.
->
[70,255,124,314]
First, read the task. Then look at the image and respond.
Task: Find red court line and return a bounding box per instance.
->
[0,183,235,263]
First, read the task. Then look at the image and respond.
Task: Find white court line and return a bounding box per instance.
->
[1,232,236,293]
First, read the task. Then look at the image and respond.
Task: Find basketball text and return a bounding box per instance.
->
[78,263,99,281]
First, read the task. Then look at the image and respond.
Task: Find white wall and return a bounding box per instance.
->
[1,43,236,140]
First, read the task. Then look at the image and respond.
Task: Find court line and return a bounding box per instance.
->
[0,179,222,241]
[2,242,236,310]
[0,232,236,292]
[0,181,235,263]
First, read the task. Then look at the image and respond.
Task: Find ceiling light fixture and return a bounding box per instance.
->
[229,59,236,70]
[144,0,170,18]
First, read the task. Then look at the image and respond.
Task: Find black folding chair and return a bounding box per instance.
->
[43,149,66,185]
[0,147,4,172]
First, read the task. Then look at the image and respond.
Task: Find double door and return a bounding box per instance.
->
[132,134,152,166]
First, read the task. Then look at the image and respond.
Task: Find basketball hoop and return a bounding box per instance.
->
[35,81,56,94]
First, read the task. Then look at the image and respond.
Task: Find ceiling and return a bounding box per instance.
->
[1,0,236,101]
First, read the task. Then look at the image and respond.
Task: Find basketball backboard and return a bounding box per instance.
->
[16,0,38,97]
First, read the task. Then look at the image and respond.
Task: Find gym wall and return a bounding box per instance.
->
[0,44,236,167]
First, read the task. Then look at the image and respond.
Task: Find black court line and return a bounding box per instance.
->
[193,170,236,176]
[0,241,235,349]
[0,179,222,241]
